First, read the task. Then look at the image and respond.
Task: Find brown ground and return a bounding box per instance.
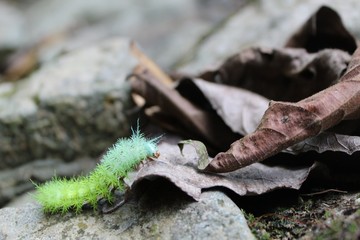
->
[237,189,360,239]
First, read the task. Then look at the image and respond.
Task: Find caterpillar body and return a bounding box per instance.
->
[34,127,159,214]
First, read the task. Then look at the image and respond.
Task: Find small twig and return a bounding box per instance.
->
[300,189,348,197]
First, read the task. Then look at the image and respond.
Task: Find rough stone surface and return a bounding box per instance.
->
[6,0,245,70]
[178,0,360,75]
[0,38,136,170]
[0,190,255,240]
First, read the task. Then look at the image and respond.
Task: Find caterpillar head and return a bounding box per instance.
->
[144,141,157,156]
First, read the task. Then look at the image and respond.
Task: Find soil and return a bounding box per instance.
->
[235,189,360,239]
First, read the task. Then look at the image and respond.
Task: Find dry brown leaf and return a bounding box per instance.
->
[126,138,314,200]
[130,69,239,152]
[205,46,360,173]
[288,132,360,155]
[285,6,357,54]
[176,78,269,136]
[198,47,350,102]
[177,79,360,159]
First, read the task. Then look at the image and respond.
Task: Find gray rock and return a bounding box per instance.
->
[0,1,25,50]
[3,190,37,208]
[20,0,244,69]
[0,38,137,170]
[178,0,360,75]
[0,190,255,240]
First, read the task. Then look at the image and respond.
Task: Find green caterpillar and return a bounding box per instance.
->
[34,126,159,214]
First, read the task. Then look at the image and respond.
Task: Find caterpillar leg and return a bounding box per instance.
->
[137,152,160,169]
[101,188,133,214]
[153,151,160,158]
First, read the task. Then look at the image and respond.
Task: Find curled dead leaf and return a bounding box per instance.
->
[126,139,314,201]
[205,46,360,173]
[178,140,210,170]
[199,47,350,102]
